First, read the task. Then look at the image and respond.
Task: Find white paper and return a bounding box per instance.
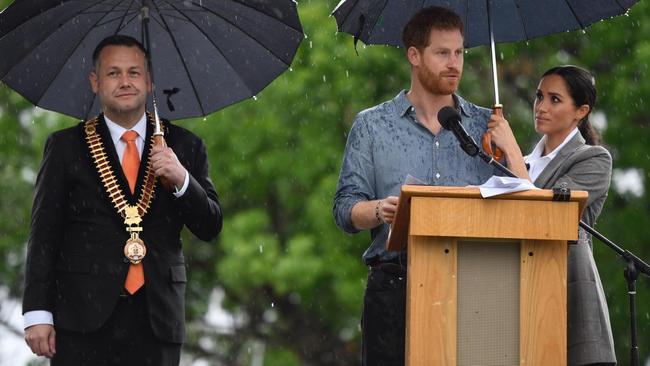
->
[475,176,539,197]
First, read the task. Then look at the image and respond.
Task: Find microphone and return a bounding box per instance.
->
[437,106,479,157]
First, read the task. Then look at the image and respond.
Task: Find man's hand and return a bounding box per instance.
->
[378,196,399,225]
[351,196,400,230]
[150,145,187,188]
[25,324,56,358]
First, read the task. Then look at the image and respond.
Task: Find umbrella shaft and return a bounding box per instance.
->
[140,5,163,136]
[486,0,500,106]
[490,32,500,106]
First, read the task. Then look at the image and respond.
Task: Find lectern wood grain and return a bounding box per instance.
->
[520,240,567,365]
[406,236,456,366]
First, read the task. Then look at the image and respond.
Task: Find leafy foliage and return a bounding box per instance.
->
[1,0,649,364]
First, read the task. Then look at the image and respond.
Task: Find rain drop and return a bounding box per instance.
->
[271,302,275,307]
[259,245,263,253]
[309,41,313,48]
[322,75,327,82]
[253,95,257,101]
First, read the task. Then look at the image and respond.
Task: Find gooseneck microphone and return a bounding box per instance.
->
[437,106,479,157]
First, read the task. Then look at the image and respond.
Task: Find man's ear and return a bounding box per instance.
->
[406,46,421,67]
[89,72,99,94]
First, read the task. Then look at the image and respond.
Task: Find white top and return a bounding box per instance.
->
[524,128,579,182]
[24,114,189,329]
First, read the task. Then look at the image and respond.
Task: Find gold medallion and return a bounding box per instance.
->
[124,235,147,264]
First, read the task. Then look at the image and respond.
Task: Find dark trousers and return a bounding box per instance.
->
[52,289,181,366]
[362,263,407,366]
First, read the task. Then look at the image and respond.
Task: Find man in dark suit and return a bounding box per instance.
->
[22,35,223,365]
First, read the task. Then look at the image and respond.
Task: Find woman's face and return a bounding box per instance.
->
[533,74,588,138]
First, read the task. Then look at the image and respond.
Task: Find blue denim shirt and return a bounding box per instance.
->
[333,90,495,264]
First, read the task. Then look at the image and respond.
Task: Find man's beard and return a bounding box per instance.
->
[417,66,460,96]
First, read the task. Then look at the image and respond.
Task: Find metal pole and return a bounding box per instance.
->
[140,4,163,137]
[141,2,173,190]
[486,0,500,106]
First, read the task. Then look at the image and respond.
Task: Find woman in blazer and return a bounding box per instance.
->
[488,65,616,366]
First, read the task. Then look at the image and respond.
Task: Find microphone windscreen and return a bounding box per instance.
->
[437,106,460,130]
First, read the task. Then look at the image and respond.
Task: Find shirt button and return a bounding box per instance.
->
[435,141,439,147]
[436,172,441,179]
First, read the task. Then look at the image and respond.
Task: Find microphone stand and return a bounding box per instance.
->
[476,150,650,366]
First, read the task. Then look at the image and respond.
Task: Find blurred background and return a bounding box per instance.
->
[1,0,649,365]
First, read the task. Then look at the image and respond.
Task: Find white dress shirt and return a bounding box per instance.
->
[525,128,579,182]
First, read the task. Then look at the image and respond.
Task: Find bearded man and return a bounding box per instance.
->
[333,6,495,366]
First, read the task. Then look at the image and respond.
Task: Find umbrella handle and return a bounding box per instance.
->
[482,104,504,161]
[153,134,175,191]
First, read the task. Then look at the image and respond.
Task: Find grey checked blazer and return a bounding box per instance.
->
[534,132,616,366]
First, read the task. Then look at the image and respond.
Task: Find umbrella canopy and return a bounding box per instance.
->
[0,0,304,120]
[333,0,638,48]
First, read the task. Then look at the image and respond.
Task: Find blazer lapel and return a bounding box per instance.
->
[134,114,155,199]
[95,114,137,201]
[533,132,586,188]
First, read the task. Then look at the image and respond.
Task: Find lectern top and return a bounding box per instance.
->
[386,185,588,251]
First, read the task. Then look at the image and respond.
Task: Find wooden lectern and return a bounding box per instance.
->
[387,185,587,366]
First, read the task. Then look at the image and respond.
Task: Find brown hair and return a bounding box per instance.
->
[402,6,464,50]
[92,35,148,71]
[542,65,601,145]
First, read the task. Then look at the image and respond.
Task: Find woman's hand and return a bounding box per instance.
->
[487,113,518,153]
[487,113,531,181]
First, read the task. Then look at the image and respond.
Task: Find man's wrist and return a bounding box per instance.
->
[172,170,190,197]
[375,200,384,224]
[24,310,54,329]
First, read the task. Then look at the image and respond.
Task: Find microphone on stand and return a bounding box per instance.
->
[437,106,511,175]
[437,106,479,157]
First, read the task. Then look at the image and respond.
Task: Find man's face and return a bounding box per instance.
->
[89,45,150,118]
[411,28,464,96]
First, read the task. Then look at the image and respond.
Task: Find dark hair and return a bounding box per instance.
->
[542,65,601,145]
[402,6,464,50]
[92,35,148,70]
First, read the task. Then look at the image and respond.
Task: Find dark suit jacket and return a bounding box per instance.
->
[533,132,616,365]
[22,114,222,344]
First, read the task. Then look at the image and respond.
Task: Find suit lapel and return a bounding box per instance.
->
[95,114,136,202]
[533,133,586,188]
[135,114,155,199]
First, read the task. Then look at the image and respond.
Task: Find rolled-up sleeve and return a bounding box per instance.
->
[333,113,375,233]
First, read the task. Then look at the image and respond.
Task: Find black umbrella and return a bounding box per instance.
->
[0,0,304,122]
[332,0,639,157]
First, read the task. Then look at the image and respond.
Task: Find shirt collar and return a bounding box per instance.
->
[393,90,471,118]
[105,113,147,146]
[525,127,579,162]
